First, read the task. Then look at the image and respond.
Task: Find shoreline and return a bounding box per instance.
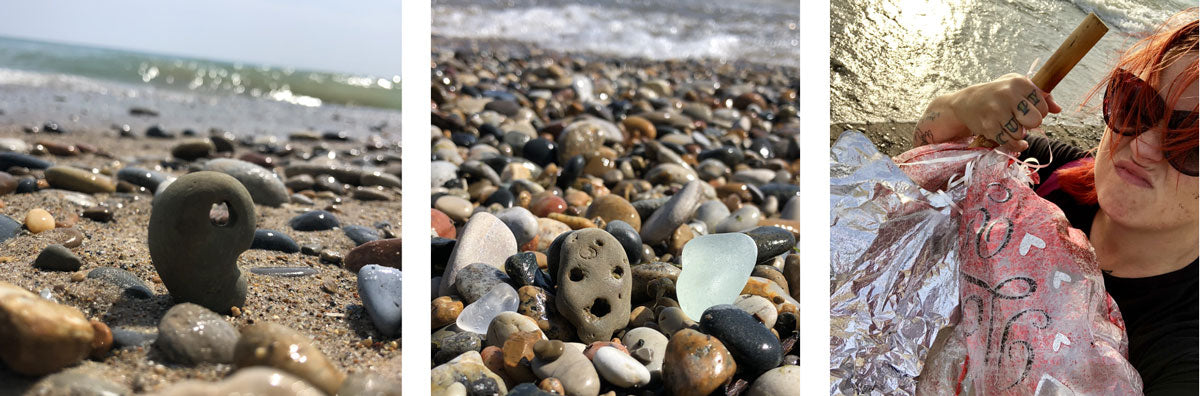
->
[829,121,1105,157]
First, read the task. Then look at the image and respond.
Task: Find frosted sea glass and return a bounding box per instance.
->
[456,283,519,334]
[677,233,757,320]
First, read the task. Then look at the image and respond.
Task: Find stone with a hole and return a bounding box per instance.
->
[554,228,632,343]
[149,171,255,314]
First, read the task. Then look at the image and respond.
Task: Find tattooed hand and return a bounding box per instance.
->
[912,74,1062,152]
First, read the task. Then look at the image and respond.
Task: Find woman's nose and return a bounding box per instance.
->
[1132,128,1166,164]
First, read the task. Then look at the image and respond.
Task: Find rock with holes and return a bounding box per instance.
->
[554,228,632,343]
[149,171,255,314]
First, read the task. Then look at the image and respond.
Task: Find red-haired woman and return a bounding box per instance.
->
[912,10,1198,394]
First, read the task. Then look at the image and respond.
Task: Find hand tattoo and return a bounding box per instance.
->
[1017,100,1030,115]
[915,127,934,146]
[1026,89,1041,106]
[1004,117,1019,133]
[994,129,1008,144]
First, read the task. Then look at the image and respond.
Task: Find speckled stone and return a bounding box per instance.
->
[454,263,511,304]
[431,351,508,395]
[662,328,737,396]
[516,286,576,341]
[505,252,553,290]
[234,322,346,395]
[699,304,782,374]
[554,228,632,343]
[156,302,239,364]
[148,171,254,314]
[631,262,681,303]
[432,296,464,329]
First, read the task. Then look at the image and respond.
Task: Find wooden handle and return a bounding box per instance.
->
[970,12,1108,149]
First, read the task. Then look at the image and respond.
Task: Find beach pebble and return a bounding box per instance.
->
[585,195,641,231]
[554,229,632,343]
[33,244,82,271]
[603,220,642,266]
[505,252,552,290]
[344,238,403,272]
[361,171,402,188]
[45,166,117,193]
[744,225,797,263]
[621,327,669,381]
[432,208,456,238]
[432,296,464,329]
[353,186,392,201]
[517,285,576,341]
[0,172,16,195]
[46,227,85,248]
[0,138,28,153]
[358,264,403,337]
[593,346,651,388]
[785,255,800,301]
[24,208,55,233]
[0,214,20,243]
[117,167,172,191]
[530,194,567,218]
[87,267,153,298]
[288,210,340,231]
[157,367,324,396]
[715,206,762,233]
[82,206,114,222]
[699,304,782,374]
[639,180,703,244]
[735,294,779,328]
[535,218,570,251]
[663,328,737,396]
[0,281,96,375]
[529,339,600,396]
[110,326,157,349]
[156,302,239,364]
[172,139,215,161]
[677,233,757,320]
[250,229,300,253]
[457,283,519,334]
[27,371,132,396]
[753,265,790,293]
[0,152,53,170]
[631,262,681,303]
[431,351,508,396]
[496,206,539,246]
[203,158,289,207]
[234,322,346,395]
[343,225,382,246]
[440,212,517,296]
[435,332,483,364]
[780,196,802,221]
[748,365,802,396]
[149,171,254,314]
[455,263,511,304]
[434,195,473,223]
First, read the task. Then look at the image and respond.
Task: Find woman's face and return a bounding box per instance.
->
[1095,55,1199,231]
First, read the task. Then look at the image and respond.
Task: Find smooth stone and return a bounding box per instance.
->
[282,163,364,185]
[585,195,641,232]
[202,158,289,207]
[146,125,175,138]
[434,332,482,364]
[696,159,729,181]
[0,281,95,375]
[432,238,455,275]
[87,267,153,298]
[486,311,545,348]
[433,208,457,239]
[358,265,402,337]
[522,138,557,167]
[431,160,458,187]
[643,163,697,186]
[251,229,300,253]
[592,346,651,388]
[657,306,697,336]
[234,322,346,395]
[693,200,730,231]
[157,367,323,396]
[784,255,800,302]
[44,166,116,193]
[699,304,782,374]
[747,365,801,396]
[758,183,802,205]
[431,351,508,395]
[555,228,632,343]
[172,139,216,160]
[639,181,703,244]
[156,302,238,364]
[509,383,557,396]
[556,155,585,190]
[780,196,802,221]
[677,233,757,320]
[149,171,254,313]
[440,212,517,296]
[47,227,85,248]
[663,328,737,396]
[33,244,81,271]
[288,210,340,231]
[28,371,132,396]
[111,326,157,349]
[0,215,19,243]
[604,220,643,266]
[345,238,403,272]
[16,177,37,194]
[249,267,317,277]
[714,206,762,233]
[286,174,316,190]
[556,120,604,164]
[0,152,53,170]
[483,188,515,208]
[621,327,669,381]
[353,186,391,201]
[433,296,464,329]
[291,193,313,205]
[530,194,567,218]
[360,171,402,188]
[631,262,681,303]
[731,169,777,185]
[743,276,800,310]
[24,208,55,233]
[530,340,601,396]
[744,225,796,263]
[753,265,790,295]
[434,195,473,223]
[457,283,519,334]
[82,206,114,222]
[343,225,382,246]
[338,372,403,396]
[0,172,16,194]
[0,138,28,153]
[455,263,511,304]
[735,294,779,328]
[496,206,539,246]
[506,251,553,290]
[535,218,570,251]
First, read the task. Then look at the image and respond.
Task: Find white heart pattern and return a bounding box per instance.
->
[1053,271,1072,289]
[1053,333,1071,352]
[1019,232,1046,256]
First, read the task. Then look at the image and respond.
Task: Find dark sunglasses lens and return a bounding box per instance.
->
[1167,147,1199,177]
[1168,110,1198,130]
[1104,70,1165,137]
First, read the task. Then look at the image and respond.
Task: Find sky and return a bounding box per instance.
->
[0,0,402,77]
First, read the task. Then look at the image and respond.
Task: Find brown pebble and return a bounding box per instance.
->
[82,206,114,222]
[24,208,55,234]
[669,223,694,257]
[539,377,566,394]
[89,319,113,359]
[48,227,85,249]
[533,339,564,361]
[431,296,463,329]
[319,250,343,264]
[546,213,595,230]
[70,271,86,282]
[230,306,242,317]
[320,279,338,295]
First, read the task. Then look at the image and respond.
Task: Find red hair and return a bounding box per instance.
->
[1058,9,1199,205]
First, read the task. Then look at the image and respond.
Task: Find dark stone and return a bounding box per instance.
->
[484,100,521,117]
[288,210,340,231]
[210,135,236,153]
[775,311,798,337]
[698,304,782,374]
[82,206,114,222]
[88,267,154,298]
[758,183,802,204]
[697,146,744,167]
[504,252,553,290]
[631,196,670,220]
[478,123,504,140]
[33,245,82,271]
[743,226,796,263]
[482,188,514,209]
[0,152,52,170]
[556,155,585,190]
[450,132,478,147]
[432,237,456,276]
[15,177,37,194]
[301,244,323,256]
[322,130,351,141]
[146,125,175,139]
[454,263,511,304]
[522,138,557,167]
[110,326,157,349]
[343,238,402,272]
[434,332,481,364]
[507,383,556,396]
[343,225,381,246]
[604,220,643,266]
[250,229,301,253]
[313,174,345,195]
[749,137,775,159]
[43,121,64,134]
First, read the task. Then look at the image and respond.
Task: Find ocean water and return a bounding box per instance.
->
[0,37,400,110]
[432,0,800,66]
[831,0,1195,124]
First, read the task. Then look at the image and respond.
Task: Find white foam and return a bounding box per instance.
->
[1070,0,1192,33]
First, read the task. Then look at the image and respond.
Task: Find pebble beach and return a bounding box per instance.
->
[0,93,403,394]
[430,37,802,395]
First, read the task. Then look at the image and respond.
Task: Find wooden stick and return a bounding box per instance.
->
[971,12,1109,148]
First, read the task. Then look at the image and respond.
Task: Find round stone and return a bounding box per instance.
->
[554,228,632,343]
[156,302,239,364]
[202,158,289,207]
[496,206,539,246]
[82,206,114,222]
[250,229,300,253]
[586,195,641,232]
[24,208,55,234]
[748,365,802,396]
[530,341,600,396]
[172,139,216,161]
[699,304,783,375]
[662,328,737,396]
[734,294,779,329]
[434,195,473,223]
[288,210,340,231]
[621,327,669,381]
[440,212,517,296]
[432,296,464,329]
[0,281,95,375]
[744,225,796,263]
[593,346,651,388]
[485,311,544,348]
[234,322,346,395]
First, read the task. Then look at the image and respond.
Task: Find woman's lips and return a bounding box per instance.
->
[1114,160,1153,188]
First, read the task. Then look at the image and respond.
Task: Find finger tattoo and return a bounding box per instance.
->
[1026,90,1041,105]
[1004,117,1019,133]
[1017,100,1030,115]
[995,129,1008,144]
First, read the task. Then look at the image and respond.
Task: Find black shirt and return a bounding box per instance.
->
[1022,135,1199,395]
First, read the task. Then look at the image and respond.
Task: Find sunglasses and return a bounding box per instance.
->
[1102,68,1199,176]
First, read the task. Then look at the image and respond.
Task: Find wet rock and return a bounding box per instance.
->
[33,244,82,271]
[744,225,796,263]
[288,210,340,231]
[530,340,600,396]
[250,229,300,253]
[149,171,254,313]
[156,302,239,364]
[662,328,737,396]
[432,296,464,329]
[345,238,403,272]
[486,311,545,348]
[358,264,403,337]
[45,166,117,193]
[203,158,289,207]
[234,322,346,395]
[343,225,382,246]
[505,252,553,290]
[699,304,782,374]
[455,263,512,304]
[555,229,632,343]
[82,206,114,222]
[431,351,508,395]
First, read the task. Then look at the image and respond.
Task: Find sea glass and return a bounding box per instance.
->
[456,283,519,334]
[677,233,757,320]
